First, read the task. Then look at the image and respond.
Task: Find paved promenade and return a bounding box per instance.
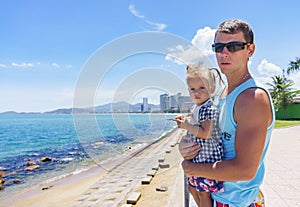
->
[72,129,184,207]
[190,125,300,206]
[76,126,300,207]
[261,125,300,206]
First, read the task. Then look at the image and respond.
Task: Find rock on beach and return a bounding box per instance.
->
[25,165,41,171]
[39,157,52,162]
[0,172,5,190]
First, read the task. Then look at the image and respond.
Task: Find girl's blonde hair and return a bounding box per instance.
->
[186,63,224,97]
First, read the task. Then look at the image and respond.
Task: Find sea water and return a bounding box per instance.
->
[0,113,177,198]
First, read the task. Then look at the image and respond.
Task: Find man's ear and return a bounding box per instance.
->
[248,43,255,57]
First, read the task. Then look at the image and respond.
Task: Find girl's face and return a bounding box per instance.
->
[187,75,210,106]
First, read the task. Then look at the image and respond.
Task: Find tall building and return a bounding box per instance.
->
[169,95,179,109]
[160,93,192,112]
[160,94,169,111]
[177,95,193,110]
[142,97,149,112]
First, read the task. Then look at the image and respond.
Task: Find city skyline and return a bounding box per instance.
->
[1,92,192,114]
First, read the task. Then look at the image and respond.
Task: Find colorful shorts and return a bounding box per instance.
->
[188,176,224,193]
[213,189,265,207]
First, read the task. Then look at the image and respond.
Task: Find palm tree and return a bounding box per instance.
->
[268,75,285,100]
[287,57,300,75]
[268,58,300,119]
[268,75,300,119]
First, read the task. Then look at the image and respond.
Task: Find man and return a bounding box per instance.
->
[179,19,275,207]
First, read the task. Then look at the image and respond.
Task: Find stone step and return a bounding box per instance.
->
[141,176,153,185]
[147,169,157,177]
[126,192,141,205]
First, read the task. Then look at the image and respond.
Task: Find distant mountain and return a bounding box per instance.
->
[93,101,160,113]
[0,111,41,115]
[43,101,160,114]
[44,108,79,114]
[0,102,161,115]
[1,111,19,114]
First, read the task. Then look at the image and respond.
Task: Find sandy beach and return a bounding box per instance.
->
[1,128,186,207]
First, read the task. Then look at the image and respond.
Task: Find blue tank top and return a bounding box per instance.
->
[211,78,275,207]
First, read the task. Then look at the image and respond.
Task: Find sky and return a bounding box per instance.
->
[1,0,300,112]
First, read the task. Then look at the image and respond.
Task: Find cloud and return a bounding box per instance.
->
[66,64,73,69]
[256,59,300,89]
[290,71,300,89]
[0,64,6,68]
[166,26,216,66]
[145,20,167,31]
[51,63,60,68]
[191,27,216,57]
[128,3,166,31]
[255,76,273,88]
[129,4,144,19]
[257,59,282,76]
[11,62,34,68]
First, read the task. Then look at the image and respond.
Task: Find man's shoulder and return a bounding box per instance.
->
[237,87,269,105]
[235,87,272,122]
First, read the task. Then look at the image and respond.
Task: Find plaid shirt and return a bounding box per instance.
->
[187,100,224,163]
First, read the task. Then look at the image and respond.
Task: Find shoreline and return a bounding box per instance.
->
[1,165,109,207]
[1,128,183,207]
[0,113,177,199]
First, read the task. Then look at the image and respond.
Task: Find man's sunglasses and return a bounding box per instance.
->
[212,42,250,53]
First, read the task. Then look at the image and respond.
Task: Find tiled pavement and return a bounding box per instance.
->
[261,126,300,206]
[72,129,184,207]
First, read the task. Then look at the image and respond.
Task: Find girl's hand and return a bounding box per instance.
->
[174,115,189,129]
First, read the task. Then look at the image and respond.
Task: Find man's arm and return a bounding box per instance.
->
[181,88,272,181]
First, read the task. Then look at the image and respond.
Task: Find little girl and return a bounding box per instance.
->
[174,63,224,207]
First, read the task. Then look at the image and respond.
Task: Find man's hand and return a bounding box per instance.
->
[181,159,194,177]
[178,135,200,160]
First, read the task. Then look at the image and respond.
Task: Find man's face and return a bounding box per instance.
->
[214,31,255,75]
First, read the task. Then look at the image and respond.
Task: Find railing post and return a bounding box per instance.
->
[184,174,189,207]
